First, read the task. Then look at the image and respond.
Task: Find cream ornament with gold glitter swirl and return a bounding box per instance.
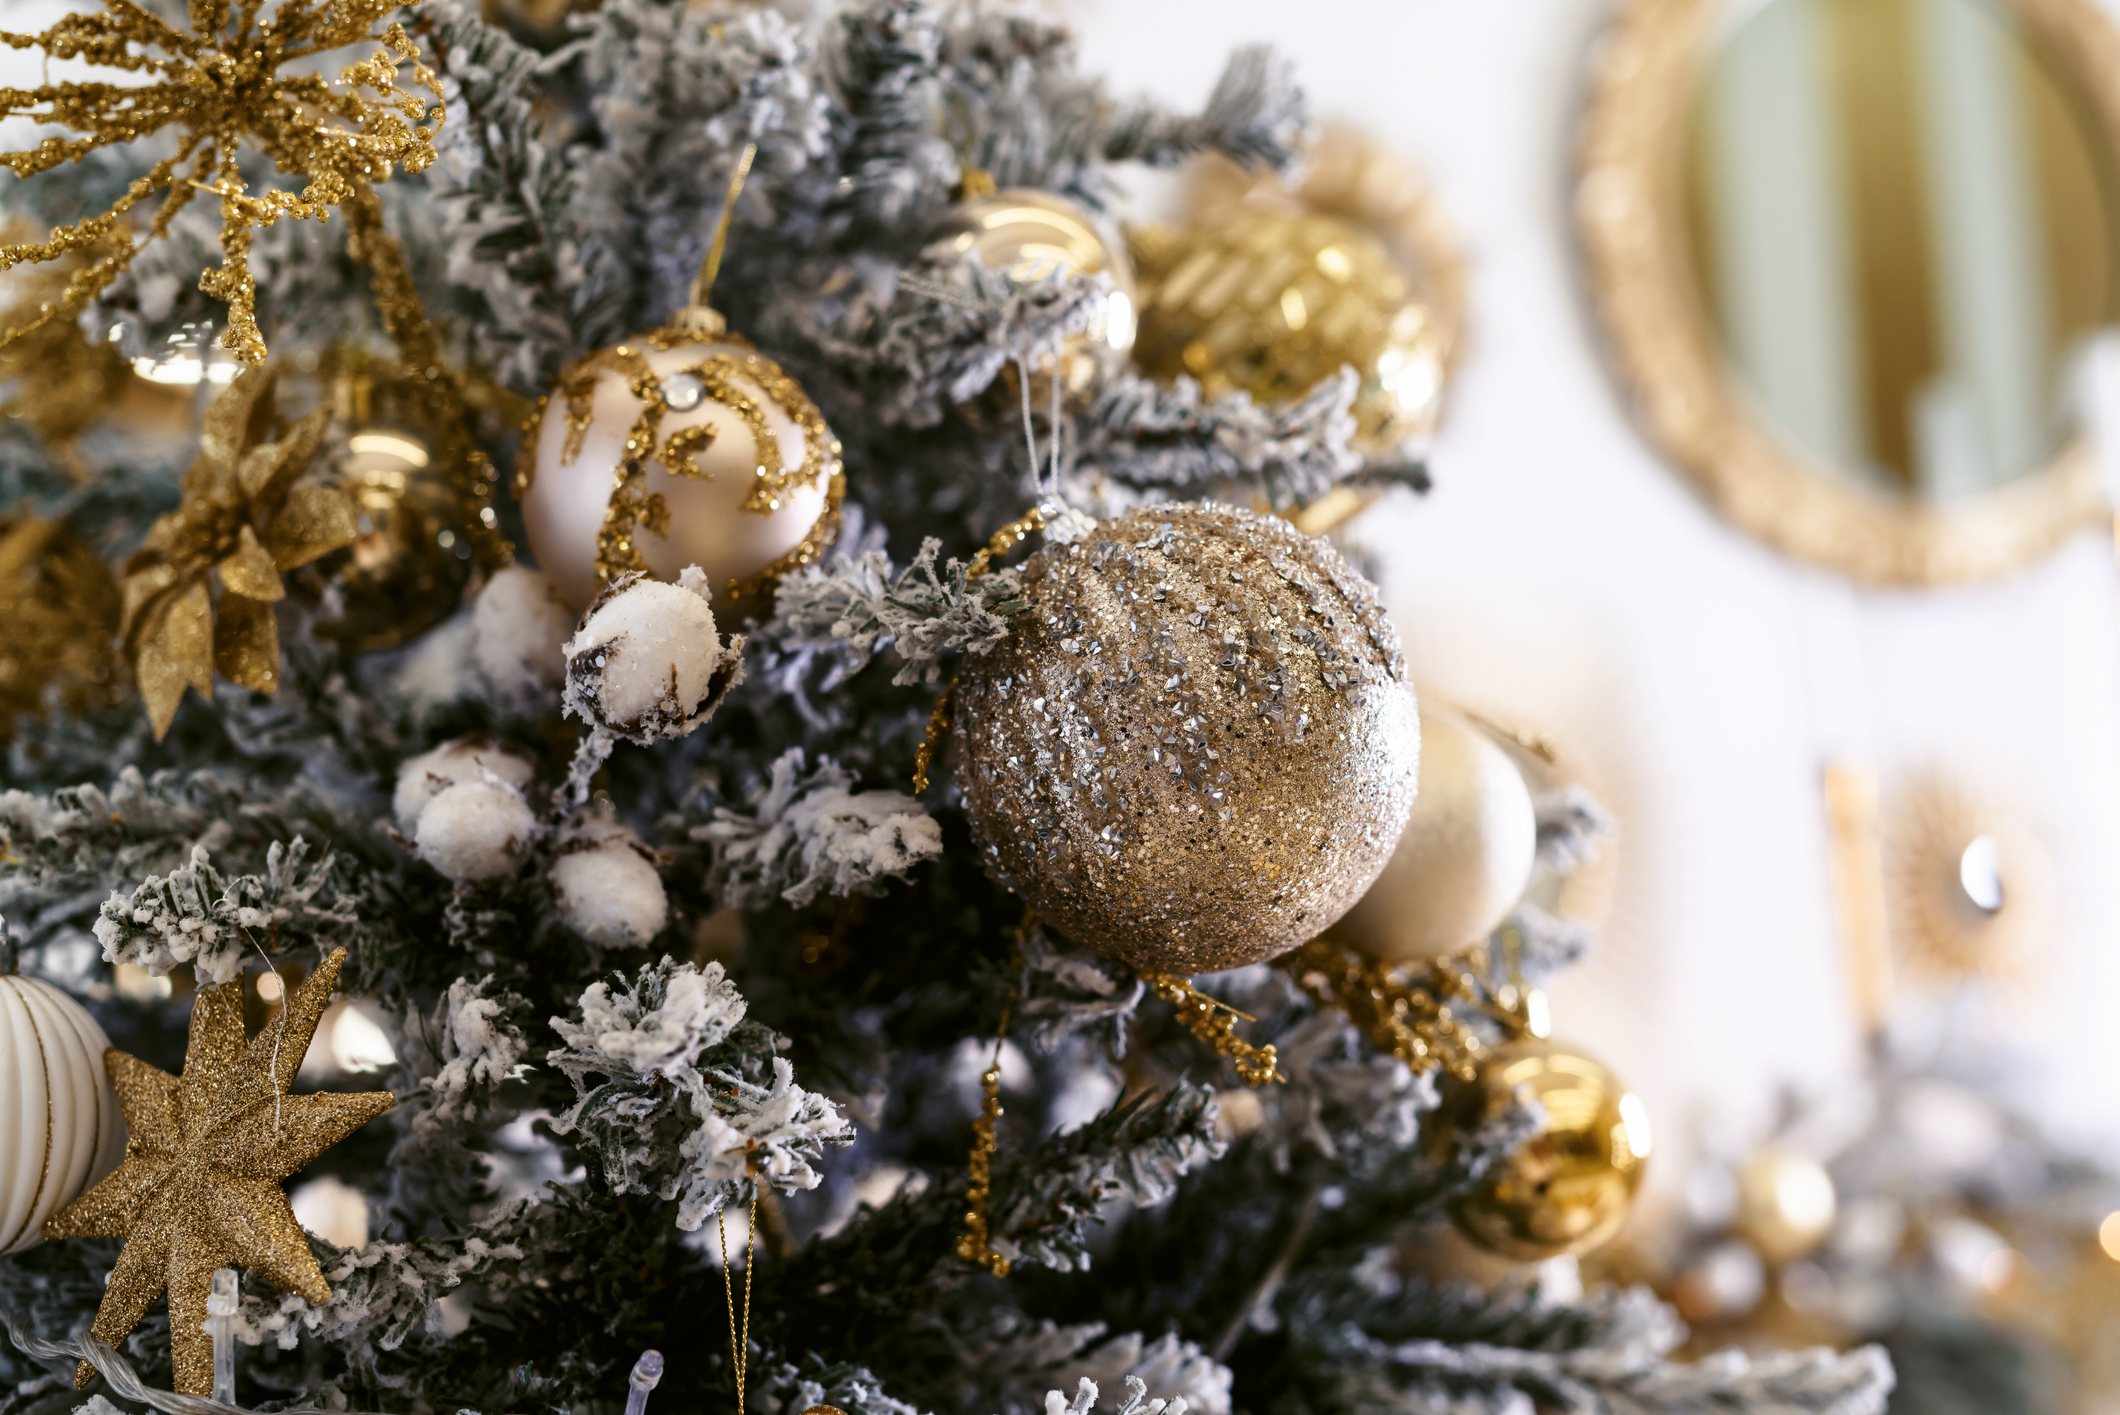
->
[953,502,1420,973]
[518,331,844,615]
[0,947,127,1256]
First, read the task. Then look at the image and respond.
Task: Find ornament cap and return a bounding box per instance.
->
[666,304,729,339]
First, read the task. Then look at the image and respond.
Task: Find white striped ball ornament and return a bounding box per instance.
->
[0,972,127,1253]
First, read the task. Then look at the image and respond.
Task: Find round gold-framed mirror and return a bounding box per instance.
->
[1579,0,2120,584]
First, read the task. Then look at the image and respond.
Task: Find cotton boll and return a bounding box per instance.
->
[415,777,540,882]
[549,805,668,947]
[551,838,668,947]
[393,736,538,832]
[562,567,744,744]
[471,565,576,703]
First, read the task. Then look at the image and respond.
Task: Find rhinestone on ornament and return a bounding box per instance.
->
[662,373,705,412]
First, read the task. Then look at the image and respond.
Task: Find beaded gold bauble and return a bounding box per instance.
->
[0,966,127,1254]
[517,332,844,615]
[929,186,1137,401]
[0,514,123,736]
[1132,208,1446,456]
[1333,703,1538,963]
[1448,1039,1651,1261]
[953,501,1419,974]
[309,419,476,651]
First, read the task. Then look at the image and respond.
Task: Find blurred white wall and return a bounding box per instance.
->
[1071,0,2120,1195]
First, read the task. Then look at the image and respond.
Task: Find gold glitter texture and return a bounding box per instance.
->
[953,502,1419,973]
[1279,935,1510,1084]
[0,0,442,368]
[119,369,357,737]
[42,947,394,1396]
[1140,972,1281,1086]
[955,931,1025,1277]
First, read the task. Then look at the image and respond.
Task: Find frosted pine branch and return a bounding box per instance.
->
[993,1082,1225,1272]
[92,839,348,984]
[405,974,534,1137]
[1076,371,1367,511]
[547,958,854,1229]
[765,541,1031,686]
[1098,46,1308,174]
[696,749,943,908]
[1535,786,1619,876]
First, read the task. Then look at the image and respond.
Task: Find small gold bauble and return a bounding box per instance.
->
[308,423,476,651]
[1735,1149,1838,1264]
[517,332,843,615]
[1333,703,1538,962]
[1132,209,1447,456]
[1449,1039,1651,1261]
[929,187,1138,401]
[0,514,122,735]
[953,501,1419,974]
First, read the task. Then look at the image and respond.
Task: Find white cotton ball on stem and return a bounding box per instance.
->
[471,565,577,703]
[393,736,537,832]
[415,778,540,882]
[562,568,743,744]
[551,840,668,947]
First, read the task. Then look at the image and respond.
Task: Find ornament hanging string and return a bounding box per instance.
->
[910,506,1050,794]
[955,913,1030,1276]
[718,1168,761,1414]
[673,142,758,335]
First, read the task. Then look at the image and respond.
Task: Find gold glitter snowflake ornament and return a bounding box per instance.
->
[41,947,394,1397]
[0,0,445,366]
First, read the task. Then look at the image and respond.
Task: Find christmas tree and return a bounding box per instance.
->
[0,1,1898,1411]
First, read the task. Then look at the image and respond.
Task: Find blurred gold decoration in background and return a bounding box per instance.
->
[0,515,123,736]
[1132,125,1467,530]
[306,359,477,650]
[0,227,128,464]
[0,0,443,368]
[1445,1038,1652,1261]
[121,370,356,737]
[1733,1148,1839,1265]
[1885,771,2055,986]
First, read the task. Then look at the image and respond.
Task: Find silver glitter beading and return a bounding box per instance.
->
[955,502,1420,973]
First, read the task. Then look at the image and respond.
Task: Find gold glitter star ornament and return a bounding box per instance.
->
[41,947,394,1396]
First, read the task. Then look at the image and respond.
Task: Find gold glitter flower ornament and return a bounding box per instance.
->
[42,947,395,1397]
[121,367,357,736]
[0,0,445,366]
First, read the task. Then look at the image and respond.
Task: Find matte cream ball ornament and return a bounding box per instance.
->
[1333,703,1538,962]
[953,501,1420,974]
[0,925,127,1254]
[516,144,844,616]
[1447,1039,1651,1261]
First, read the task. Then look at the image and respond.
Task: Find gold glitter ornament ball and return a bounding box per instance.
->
[518,334,844,615]
[1447,1040,1651,1261]
[953,502,1419,973]
[0,969,127,1254]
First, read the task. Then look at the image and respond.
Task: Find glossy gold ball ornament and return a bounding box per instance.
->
[929,184,1138,400]
[953,501,1419,974]
[1132,208,1447,458]
[1735,1149,1838,1264]
[1333,703,1538,962]
[1449,1039,1651,1260]
[517,331,844,616]
[309,407,476,651]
